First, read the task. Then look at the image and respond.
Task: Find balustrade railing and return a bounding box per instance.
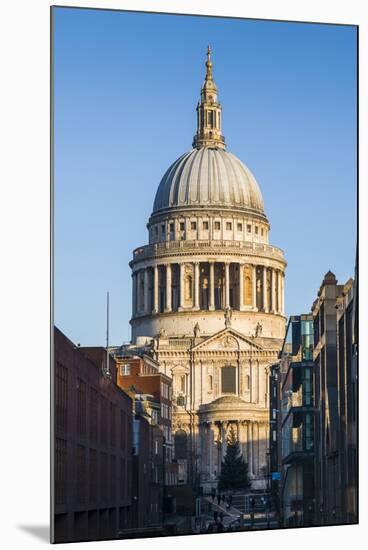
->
[132,239,284,260]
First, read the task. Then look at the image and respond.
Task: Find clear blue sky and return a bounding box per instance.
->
[53,7,357,346]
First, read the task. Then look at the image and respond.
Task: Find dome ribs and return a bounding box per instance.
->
[171,152,191,207]
[151,148,266,216]
[187,148,201,205]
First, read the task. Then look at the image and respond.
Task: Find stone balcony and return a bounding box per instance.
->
[132,239,285,263]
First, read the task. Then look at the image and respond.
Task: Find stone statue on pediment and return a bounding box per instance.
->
[255,321,263,337]
[224,306,232,328]
[194,322,200,338]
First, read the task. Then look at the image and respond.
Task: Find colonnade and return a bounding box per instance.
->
[199,420,268,481]
[132,261,285,317]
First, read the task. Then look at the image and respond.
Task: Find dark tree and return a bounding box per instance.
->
[218,425,250,491]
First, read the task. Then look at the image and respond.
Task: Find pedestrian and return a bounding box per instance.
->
[214,510,218,522]
[211,487,215,501]
[219,511,224,522]
[229,494,233,507]
[221,493,225,504]
[217,493,221,505]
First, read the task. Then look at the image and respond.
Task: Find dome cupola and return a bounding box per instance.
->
[151,47,266,222]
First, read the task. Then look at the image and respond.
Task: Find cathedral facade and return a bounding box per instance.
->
[129,48,287,492]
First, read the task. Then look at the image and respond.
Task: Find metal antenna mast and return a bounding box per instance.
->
[106,291,110,376]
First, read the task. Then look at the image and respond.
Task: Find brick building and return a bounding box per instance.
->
[112,348,178,487]
[52,328,133,543]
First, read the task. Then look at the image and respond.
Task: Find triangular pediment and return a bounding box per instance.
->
[192,327,263,353]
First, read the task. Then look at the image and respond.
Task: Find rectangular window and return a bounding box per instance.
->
[247,224,252,233]
[191,221,197,230]
[120,410,125,449]
[161,225,165,235]
[76,445,86,504]
[180,222,185,231]
[100,452,108,502]
[90,388,98,442]
[111,455,116,500]
[155,226,158,236]
[120,365,131,376]
[100,396,108,447]
[110,402,116,447]
[55,438,67,505]
[237,223,242,232]
[221,366,236,394]
[203,221,209,230]
[55,362,68,433]
[226,222,232,231]
[261,228,264,236]
[76,378,86,437]
[255,226,259,234]
[89,449,98,504]
[214,221,221,230]
[169,223,174,233]
[320,302,325,335]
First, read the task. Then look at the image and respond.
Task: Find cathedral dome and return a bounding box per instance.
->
[152,147,265,215]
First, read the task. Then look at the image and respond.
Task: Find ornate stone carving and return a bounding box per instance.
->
[243,265,253,306]
[224,306,232,328]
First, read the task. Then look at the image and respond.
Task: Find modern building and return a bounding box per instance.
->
[278,315,315,527]
[128,48,287,492]
[270,270,358,529]
[268,362,282,521]
[53,329,133,543]
[312,271,357,525]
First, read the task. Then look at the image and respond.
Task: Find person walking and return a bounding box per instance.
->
[219,511,224,522]
[217,493,221,506]
[229,494,233,508]
[221,494,225,504]
[211,487,216,501]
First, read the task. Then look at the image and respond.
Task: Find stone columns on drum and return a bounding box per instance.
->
[252,265,257,311]
[132,272,137,317]
[239,263,244,311]
[165,263,172,312]
[153,265,159,314]
[194,261,200,310]
[209,261,215,311]
[224,262,230,308]
[144,268,150,314]
[262,266,267,312]
[179,263,185,310]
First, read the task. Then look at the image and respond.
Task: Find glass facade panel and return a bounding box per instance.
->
[301,319,313,360]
